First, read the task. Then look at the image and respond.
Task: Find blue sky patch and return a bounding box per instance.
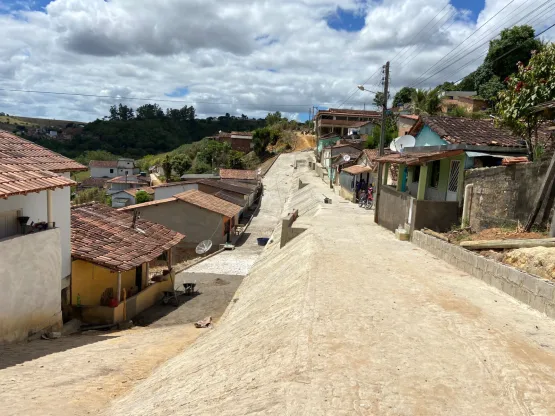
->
[165,87,190,98]
[326,7,365,32]
[451,0,484,21]
[0,0,51,13]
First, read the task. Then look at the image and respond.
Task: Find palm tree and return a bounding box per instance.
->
[411,88,442,115]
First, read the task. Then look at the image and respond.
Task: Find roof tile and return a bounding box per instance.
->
[174,190,242,218]
[71,203,184,271]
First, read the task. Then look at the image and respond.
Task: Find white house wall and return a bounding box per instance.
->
[0,228,62,343]
[0,173,72,279]
[90,166,117,178]
[154,183,199,200]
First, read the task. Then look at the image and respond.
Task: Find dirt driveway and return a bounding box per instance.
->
[0,274,242,416]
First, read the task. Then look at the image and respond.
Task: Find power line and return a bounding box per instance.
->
[410,0,553,88]
[452,20,555,84]
[0,87,319,108]
[427,0,553,83]
[409,0,520,87]
[440,7,555,83]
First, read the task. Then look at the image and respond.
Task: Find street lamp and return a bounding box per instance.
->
[357,85,378,94]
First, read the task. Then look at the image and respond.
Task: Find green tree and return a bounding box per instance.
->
[75,150,119,165]
[171,154,192,176]
[373,92,385,109]
[161,155,173,178]
[265,111,284,126]
[135,190,152,204]
[478,75,505,106]
[392,87,415,107]
[486,25,543,81]
[458,72,477,91]
[411,89,442,115]
[498,44,555,159]
[437,82,457,92]
[368,116,398,149]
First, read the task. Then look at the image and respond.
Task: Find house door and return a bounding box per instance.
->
[446,160,461,201]
[0,210,19,239]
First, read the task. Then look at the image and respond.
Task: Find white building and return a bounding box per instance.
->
[0,130,87,343]
[89,158,140,178]
[152,181,199,201]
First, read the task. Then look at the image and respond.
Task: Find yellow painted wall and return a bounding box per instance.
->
[71,260,136,306]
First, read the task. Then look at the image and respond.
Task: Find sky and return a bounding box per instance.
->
[0,0,553,122]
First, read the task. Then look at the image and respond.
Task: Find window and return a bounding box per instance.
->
[413,166,420,183]
[110,169,114,174]
[125,171,129,175]
[430,161,441,189]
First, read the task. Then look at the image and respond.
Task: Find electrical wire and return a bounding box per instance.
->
[409,0,520,87]
[410,0,553,88]
[446,4,555,82]
[426,0,553,83]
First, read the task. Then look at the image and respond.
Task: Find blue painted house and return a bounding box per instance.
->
[374,115,527,234]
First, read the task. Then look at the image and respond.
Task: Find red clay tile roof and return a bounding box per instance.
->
[317,108,381,117]
[197,179,254,195]
[80,177,109,188]
[219,169,257,180]
[214,190,247,207]
[89,160,118,168]
[0,130,86,198]
[342,165,374,175]
[399,114,419,121]
[410,116,524,148]
[374,149,464,166]
[71,203,184,271]
[319,119,375,127]
[174,190,242,218]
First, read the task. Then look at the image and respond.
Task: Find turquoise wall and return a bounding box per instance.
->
[317,135,341,153]
[414,126,448,147]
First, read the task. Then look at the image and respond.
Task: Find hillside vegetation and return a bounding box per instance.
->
[24,104,267,160]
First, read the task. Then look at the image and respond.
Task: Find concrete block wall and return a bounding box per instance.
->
[464,161,552,230]
[412,230,555,319]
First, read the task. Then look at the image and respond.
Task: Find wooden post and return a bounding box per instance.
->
[417,164,429,201]
[525,151,555,231]
[167,248,173,270]
[117,271,122,302]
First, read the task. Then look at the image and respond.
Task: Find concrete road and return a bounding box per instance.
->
[182,153,297,276]
[108,154,555,415]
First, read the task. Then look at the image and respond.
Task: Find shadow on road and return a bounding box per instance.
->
[0,333,119,370]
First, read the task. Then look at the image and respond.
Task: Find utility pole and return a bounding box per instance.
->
[374,61,390,224]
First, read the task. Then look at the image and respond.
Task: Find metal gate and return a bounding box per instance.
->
[0,210,19,239]
[446,160,461,202]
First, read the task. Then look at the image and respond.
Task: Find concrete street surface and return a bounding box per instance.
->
[108,153,555,415]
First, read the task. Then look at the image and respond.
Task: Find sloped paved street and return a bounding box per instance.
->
[108,155,555,415]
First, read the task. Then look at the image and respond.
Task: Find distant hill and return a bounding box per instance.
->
[14,104,267,160]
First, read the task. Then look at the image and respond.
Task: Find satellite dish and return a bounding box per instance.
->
[196,240,213,255]
[393,135,416,152]
[389,140,398,152]
[343,154,351,162]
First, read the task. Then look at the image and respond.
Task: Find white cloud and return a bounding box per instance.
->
[0,0,551,121]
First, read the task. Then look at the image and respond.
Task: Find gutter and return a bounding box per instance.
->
[403,144,526,154]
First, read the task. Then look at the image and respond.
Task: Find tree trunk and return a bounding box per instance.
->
[524,150,555,231]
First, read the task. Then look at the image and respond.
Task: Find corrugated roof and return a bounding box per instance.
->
[152,180,199,189]
[197,179,254,195]
[107,175,151,185]
[219,169,257,180]
[0,130,86,198]
[119,197,178,211]
[71,203,184,272]
[89,160,118,168]
[174,190,242,218]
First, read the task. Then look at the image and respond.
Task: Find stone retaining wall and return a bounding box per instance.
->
[412,230,555,319]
